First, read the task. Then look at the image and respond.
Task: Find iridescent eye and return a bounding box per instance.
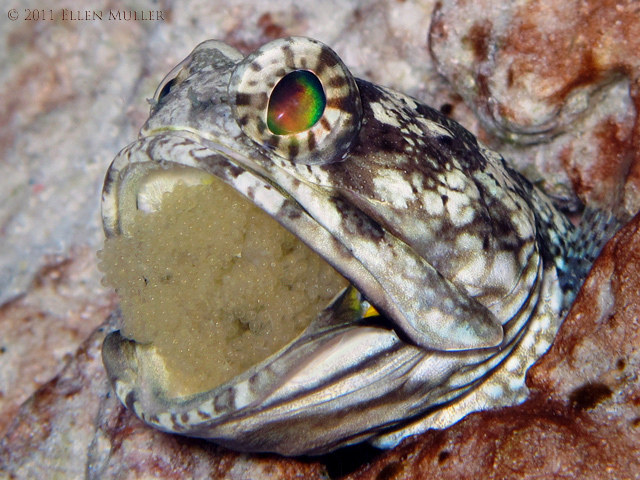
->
[230,37,362,165]
[267,71,326,135]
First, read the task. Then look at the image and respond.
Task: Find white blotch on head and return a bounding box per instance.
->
[486,251,519,289]
[455,232,483,252]
[518,243,535,266]
[422,189,445,216]
[508,376,525,391]
[417,117,453,138]
[444,169,468,192]
[531,313,552,333]
[474,171,501,197]
[534,338,552,356]
[234,381,251,409]
[446,191,475,227]
[158,412,174,430]
[195,400,215,418]
[373,170,415,209]
[520,330,537,350]
[370,101,401,127]
[453,254,487,285]
[512,210,535,239]
[484,382,504,399]
[505,355,522,373]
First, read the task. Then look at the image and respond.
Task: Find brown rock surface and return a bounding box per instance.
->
[1,0,639,479]
[430,0,640,215]
[0,248,115,439]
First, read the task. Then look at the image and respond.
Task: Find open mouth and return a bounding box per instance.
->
[99,164,351,397]
[95,36,571,455]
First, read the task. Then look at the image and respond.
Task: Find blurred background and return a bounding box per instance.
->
[1,0,638,478]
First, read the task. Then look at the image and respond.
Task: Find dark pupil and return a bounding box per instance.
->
[267,70,326,135]
[157,77,178,102]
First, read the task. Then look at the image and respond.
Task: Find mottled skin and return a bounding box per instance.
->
[102,37,588,455]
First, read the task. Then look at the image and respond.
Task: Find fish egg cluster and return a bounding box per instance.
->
[98,179,347,396]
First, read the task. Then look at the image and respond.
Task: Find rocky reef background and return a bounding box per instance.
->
[1,0,639,478]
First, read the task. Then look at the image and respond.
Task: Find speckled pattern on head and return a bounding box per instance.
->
[100,36,616,455]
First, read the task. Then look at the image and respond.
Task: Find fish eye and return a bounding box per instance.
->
[229,37,362,165]
[267,70,326,135]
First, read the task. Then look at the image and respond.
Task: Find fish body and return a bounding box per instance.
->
[101,37,616,455]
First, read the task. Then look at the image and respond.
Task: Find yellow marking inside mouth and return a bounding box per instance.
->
[364,305,380,318]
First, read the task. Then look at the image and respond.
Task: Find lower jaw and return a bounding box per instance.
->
[98,171,348,397]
